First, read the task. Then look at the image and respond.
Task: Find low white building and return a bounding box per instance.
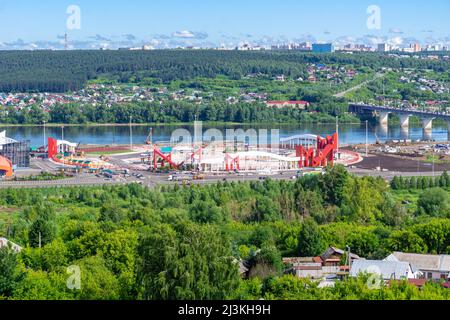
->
[350,260,419,280]
[385,252,450,281]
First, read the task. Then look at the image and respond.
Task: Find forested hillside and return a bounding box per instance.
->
[1,50,448,92]
[1,166,450,300]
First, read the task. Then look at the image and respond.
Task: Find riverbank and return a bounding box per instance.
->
[2,121,449,147]
[0,119,360,128]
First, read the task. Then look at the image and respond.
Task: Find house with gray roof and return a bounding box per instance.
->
[385,252,450,280]
[350,259,419,280]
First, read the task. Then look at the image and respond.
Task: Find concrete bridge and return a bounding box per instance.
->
[349,103,450,131]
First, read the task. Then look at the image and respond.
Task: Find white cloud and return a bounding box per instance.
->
[389,28,403,34]
[172,30,195,38]
[387,36,403,47]
[123,34,136,41]
[89,34,111,41]
[359,34,386,46]
[172,30,208,39]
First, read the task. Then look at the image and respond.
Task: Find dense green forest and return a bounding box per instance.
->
[1,50,448,125]
[1,166,450,300]
[0,50,448,92]
[0,101,357,125]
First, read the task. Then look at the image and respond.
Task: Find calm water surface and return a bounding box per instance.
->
[0,123,448,147]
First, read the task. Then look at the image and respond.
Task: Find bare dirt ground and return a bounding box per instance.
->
[353,153,450,172]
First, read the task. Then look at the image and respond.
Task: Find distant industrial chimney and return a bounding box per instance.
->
[64,33,68,50]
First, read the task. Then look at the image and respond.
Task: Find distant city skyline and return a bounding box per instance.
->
[0,0,449,50]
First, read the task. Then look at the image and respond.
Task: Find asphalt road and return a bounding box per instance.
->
[0,176,123,189]
[1,168,445,189]
[333,72,385,98]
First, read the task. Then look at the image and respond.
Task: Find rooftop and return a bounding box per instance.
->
[350,260,412,280]
[0,131,18,146]
[386,252,450,272]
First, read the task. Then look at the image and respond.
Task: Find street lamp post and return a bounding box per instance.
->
[432,148,435,177]
[365,120,369,157]
[43,121,46,150]
[336,116,339,160]
[129,116,133,151]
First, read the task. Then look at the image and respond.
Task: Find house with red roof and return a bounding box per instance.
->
[283,246,361,280]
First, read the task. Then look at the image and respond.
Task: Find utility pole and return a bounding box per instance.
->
[61,125,64,141]
[336,116,339,160]
[365,120,369,157]
[129,116,133,151]
[432,148,435,177]
[346,245,351,270]
[43,121,46,150]
[38,232,42,248]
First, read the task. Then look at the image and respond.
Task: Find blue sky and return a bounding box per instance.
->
[0,0,449,49]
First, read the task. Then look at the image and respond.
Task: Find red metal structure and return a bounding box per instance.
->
[191,146,203,165]
[153,147,179,171]
[47,137,58,159]
[225,154,240,172]
[295,133,338,168]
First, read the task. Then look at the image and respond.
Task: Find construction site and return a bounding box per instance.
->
[137,132,358,173]
[2,126,450,189]
[32,132,349,171]
[43,132,362,176]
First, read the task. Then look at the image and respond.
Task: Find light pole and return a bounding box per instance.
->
[346,245,351,268]
[365,120,369,157]
[61,125,64,141]
[336,116,339,160]
[432,148,435,177]
[43,121,46,150]
[129,116,133,151]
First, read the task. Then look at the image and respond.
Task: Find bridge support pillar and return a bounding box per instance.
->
[400,127,409,140]
[423,129,433,141]
[421,117,434,131]
[379,124,388,139]
[399,114,410,128]
[379,112,390,126]
[447,122,450,142]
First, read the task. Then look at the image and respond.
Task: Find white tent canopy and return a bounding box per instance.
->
[0,131,18,146]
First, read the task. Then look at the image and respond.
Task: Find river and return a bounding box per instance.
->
[0,123,449,147]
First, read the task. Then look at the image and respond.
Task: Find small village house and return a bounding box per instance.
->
[384,252,450,281]
[350,260,419,280]
[266,100,310,109]
[283,246,360,280]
